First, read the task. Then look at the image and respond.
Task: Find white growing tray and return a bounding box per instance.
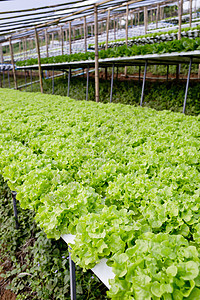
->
[62,234,115,289]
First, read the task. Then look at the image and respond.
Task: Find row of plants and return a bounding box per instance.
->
[16,37,200,67]
[89,26,200,49]
[0,89,200,299]
[21,75,200,116]
[0,173,108,299]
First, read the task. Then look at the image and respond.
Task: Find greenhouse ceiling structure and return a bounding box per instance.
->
[0,0,194,102]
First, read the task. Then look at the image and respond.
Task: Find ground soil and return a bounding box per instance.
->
[0,276,16,300]
[0,256,16,300]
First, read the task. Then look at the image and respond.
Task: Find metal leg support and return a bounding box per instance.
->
[140,61,147,106]
[86,65,89,101]
[52,68,54,95]
[69,251,76,300]
[183,58,192,114]
[67,66,71,97]
[11,191,19,230]
[110,63,114,103]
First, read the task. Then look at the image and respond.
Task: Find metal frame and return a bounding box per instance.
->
[183,57,192,114]
[69,251,76,300]
[140,60,147,106]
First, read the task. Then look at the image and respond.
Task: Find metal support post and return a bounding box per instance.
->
[67,66,71,97]
[110,64,114,103]
[52,68,54,94]
[69,251,76,300]
[183,58,192,114]
[11,191,19,230]
[140,61,147,106]
[86,65,89,101]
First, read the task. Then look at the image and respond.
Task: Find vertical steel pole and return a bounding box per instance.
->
[140,61,147,106]
[30,69,33,92]
[69,251,76,300]
[94,4,99,102]
[11,191,19,230]
[52,68,54,95]
[110,63,114,103]
[67,66,71,97]
[183,58,192,114]
[86,65,89,101]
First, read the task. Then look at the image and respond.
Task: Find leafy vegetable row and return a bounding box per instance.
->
[0,89,200,299]
[89,26,200,49]
[16,37,200,67]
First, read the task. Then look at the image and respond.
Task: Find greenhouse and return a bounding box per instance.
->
[0,0,200,299]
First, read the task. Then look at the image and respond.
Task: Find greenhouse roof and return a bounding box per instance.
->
[0,0,178,41]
